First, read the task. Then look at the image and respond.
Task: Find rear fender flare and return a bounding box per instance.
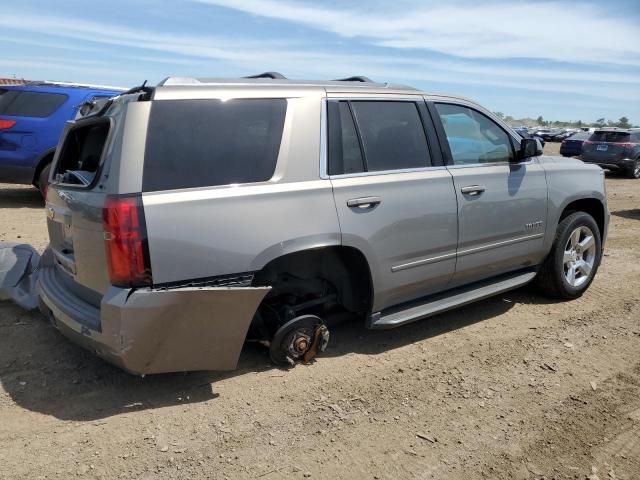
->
[249,234,341,272]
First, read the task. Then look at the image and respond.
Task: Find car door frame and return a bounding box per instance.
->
[424,96,549,287]
[322,93,460,312]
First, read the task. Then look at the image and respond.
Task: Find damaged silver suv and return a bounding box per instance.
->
[36,73,609,375]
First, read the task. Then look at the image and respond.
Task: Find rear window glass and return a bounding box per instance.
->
[567,132,590,140]
[589,131,631,143]
[54,120,110,186]
[0,89,67,117]
[143,99,287,192]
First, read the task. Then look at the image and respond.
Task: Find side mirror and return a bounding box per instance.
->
[515,137,543,161]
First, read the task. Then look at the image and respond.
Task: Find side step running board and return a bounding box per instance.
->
[368,270,537,329]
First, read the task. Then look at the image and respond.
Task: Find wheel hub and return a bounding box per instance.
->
[269,315,330,366]
[292,334,310,355]
[563,225,596,287]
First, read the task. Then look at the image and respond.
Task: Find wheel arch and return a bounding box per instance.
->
[31,148,56,187]
[251,245,374,314]
[559,197,606,240]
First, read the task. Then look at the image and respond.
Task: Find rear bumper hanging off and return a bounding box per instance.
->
[37,248,270,375]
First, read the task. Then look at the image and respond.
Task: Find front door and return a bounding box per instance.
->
[431,102,548,288]
[326,97,459,312]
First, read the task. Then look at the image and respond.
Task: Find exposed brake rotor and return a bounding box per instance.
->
[269,314,329,366]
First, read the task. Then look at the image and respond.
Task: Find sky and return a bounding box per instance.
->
[1,0,639,124]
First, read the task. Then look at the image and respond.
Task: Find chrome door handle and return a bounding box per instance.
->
[460,185,486,195]
[347,196,382,208]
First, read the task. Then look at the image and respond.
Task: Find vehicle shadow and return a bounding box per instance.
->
[0,286,534,422]
[0,185,43,209]
[612,209,640,221]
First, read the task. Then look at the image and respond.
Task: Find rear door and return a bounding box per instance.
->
[327,96,458,312]
[429,101,548,288]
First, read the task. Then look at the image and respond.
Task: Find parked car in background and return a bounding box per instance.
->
[36,73,608,375]
[582,128,640,178]
[0,82,122,196]
[514,127,545,148]
[536,128,573,142]
[560,131,591,157]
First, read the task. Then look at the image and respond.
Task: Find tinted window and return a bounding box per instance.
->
[328,101,365,175]
[435,103,514,164]
[589,131,631,143]
[350,101,431,172]
[0,90,67,117]
[143,99,286,192]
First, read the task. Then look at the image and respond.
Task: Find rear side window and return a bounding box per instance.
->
[351,101,431,172]
[327,100,431,175]
[589,131,631,143]
[0,90,67,117]
[54,120,110,186]
[143,99,286,192]
[435,103,514,164]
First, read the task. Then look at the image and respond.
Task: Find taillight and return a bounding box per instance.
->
[0,119,16,130]
[617,143,634,149]
[102,195,152,287]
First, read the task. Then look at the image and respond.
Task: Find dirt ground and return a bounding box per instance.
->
[1,143,639,480]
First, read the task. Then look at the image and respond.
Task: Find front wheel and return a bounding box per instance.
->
[535,212,602,299]
[626,158,640,179]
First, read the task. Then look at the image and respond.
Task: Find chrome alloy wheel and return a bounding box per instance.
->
[563,226,596,287]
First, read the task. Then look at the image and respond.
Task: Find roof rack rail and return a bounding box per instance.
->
[244,72,287,80]
[26,80,126,91]
[333,76,374,83]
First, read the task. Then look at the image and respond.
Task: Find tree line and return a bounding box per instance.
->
[493,112,637,129]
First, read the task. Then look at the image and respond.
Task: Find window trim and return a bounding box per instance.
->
[321,97,441,179]
[427,100,522,168]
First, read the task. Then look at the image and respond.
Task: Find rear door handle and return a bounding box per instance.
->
[347,196,382,208]
[460,185,486,195]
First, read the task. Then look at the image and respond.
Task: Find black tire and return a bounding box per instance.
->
[38,163,51,198]
[626,158,640,179]
[535,212,602,299]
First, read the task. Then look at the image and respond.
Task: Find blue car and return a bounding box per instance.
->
[559,131,590,157]
[0,82,122,196]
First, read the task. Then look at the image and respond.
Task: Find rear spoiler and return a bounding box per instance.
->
[77,81,154,119]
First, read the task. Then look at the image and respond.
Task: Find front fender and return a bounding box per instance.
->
[540,157,608,252]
